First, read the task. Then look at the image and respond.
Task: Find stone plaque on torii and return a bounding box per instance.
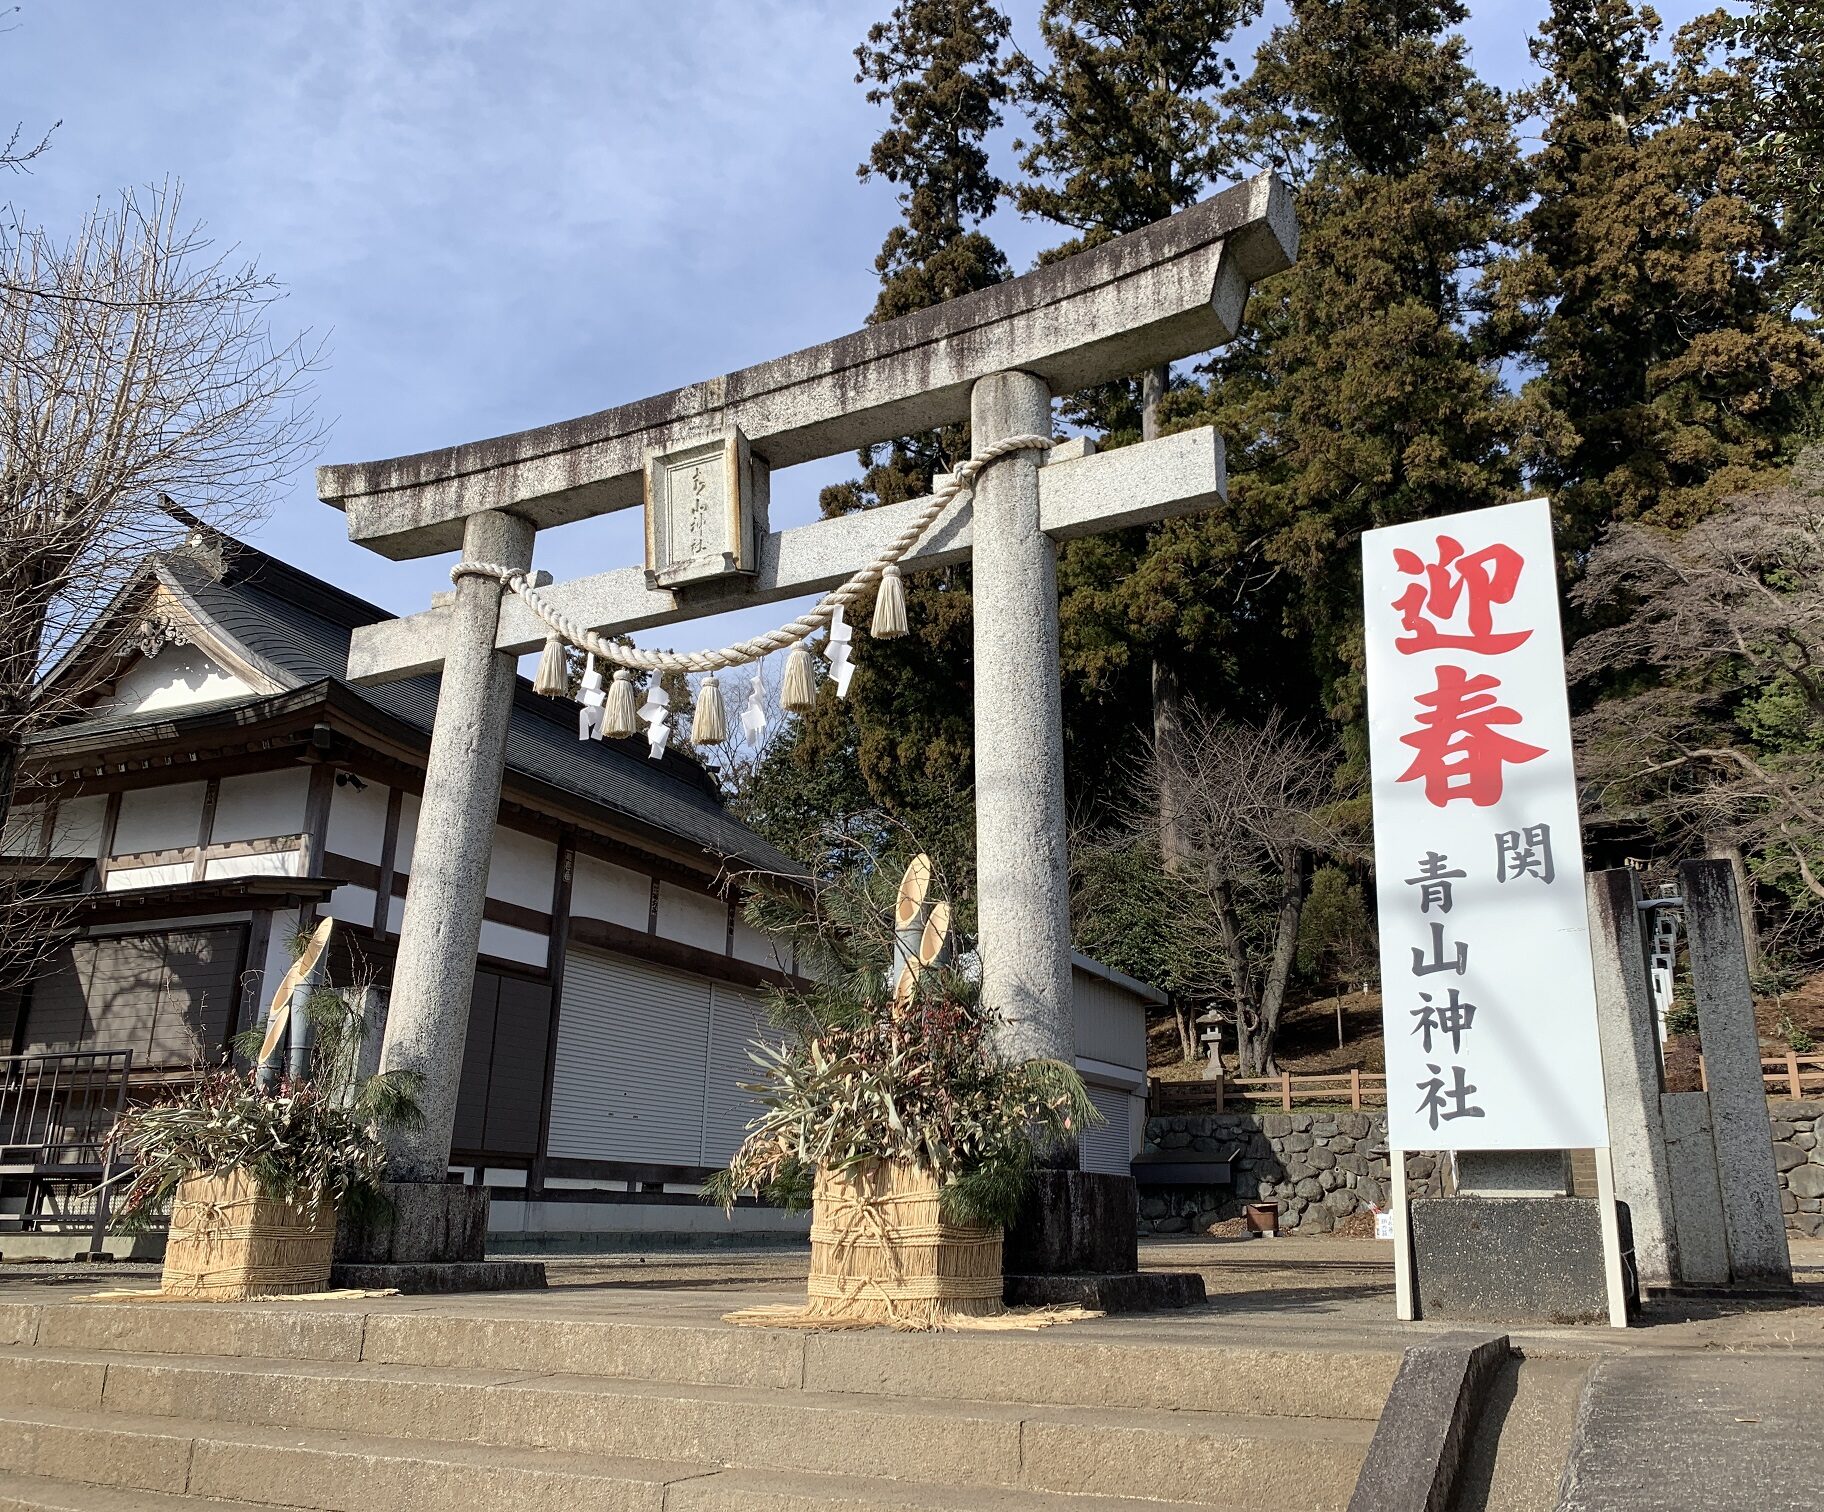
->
[319,174,1297,1264]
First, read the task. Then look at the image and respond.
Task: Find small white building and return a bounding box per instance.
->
[1,528,1156,1244]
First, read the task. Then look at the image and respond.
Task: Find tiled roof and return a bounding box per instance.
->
[56,539,799,875]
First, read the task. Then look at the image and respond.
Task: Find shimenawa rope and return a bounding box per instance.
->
[449,431,1055,680]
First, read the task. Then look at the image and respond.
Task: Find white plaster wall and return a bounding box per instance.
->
[213,769,307,844]
[106,860,194,890]
[255,906,304,1023]
[732,917,783,969]
[384,893,405,935]
[479,920,548,967]
[393,793,421,875]
[325,778,390,864]
[49,795,109,859]
[203,849,301,881]
[103,643,257,714]
[486,827,557,910]
[572,854,651,930]
[114,781,207,855]
[1073,970,1149,1073]
[0,802,42,854]
[658,882,728,955]
[324,883,378,929]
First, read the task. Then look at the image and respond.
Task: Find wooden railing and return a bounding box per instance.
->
[1149,1070,1388,1116]
[1692,1053,1824,1098]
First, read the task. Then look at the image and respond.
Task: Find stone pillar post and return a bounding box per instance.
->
[380,508,535,1181]
[1587,867,1680,1286]
[1679,858,1791,1283]
[969,371,1071,1076]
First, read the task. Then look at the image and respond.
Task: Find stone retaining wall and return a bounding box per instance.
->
[1145,1102,1823,1240]
[1771,1100,1823,1238]
[1139,1111,1447,1235]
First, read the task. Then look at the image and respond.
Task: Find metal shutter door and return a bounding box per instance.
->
[451,973,499,1153]
[485,975,552,1155]
[1081,1084,1134,1176]
[702,984,785,1167]
[547,948,710,1166]
[152,928,246,1064]
[17,941,99,1054]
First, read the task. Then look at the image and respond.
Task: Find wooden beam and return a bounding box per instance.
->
[191,777,220,884]
[345,426,1227,684]
[530,837,576,1199]
[95,792,121,887]
[373,785,403,939]
[569,913,803,993]
[297,764,335,888]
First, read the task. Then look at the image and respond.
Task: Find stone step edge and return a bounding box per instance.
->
[0,1344,1383,1445]
[0,1406,1267,1512]
[4,1300,1404,1416]
[0,1459,1223,1512]
[0,1402,714,1499]
[0,1467,315,1512]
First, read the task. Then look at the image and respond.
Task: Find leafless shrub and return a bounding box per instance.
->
[1571,457,1824,959]
[1129,706,1356,1075]
[0,180,323,1001]
[0,179,324,819]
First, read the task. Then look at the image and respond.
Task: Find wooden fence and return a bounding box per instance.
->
[1152,1052,1823,1119]
[1149,1070,1388,1116]
[1718,1053,1824,1100]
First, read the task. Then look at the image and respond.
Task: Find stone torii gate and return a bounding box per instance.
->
[320,173,1296,1270]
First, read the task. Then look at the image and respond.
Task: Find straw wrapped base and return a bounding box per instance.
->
[802,1159,1003,1328]
[160,1171,336,1302]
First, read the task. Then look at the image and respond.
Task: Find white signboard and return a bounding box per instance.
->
[1363,498,1608,1151]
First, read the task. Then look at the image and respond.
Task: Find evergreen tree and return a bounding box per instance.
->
[1011,0,1261,848]
[1710,0,1824,319]
[1179,0,1528,732]
[1497,0,1824,541]
[751,1,1014,886]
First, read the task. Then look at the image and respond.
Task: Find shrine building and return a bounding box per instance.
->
[0,524,1152,1246]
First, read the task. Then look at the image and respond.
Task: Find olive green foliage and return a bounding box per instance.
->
[773,1,1014,871]
[1070,834,1202,998]
[709,853,1095,1229]
[1190,0,1526,734]
[1295,864,1378,990]
[110,978,420,1231]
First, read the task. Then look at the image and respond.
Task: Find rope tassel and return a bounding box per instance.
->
[871,563,908,639]
[533,633,568,696]
[782,641,817,712]
[603,670,639,738]
[692,673,728,744]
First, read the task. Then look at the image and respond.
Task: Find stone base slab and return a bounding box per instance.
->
[1411,1196,1635,1325]
[1003,1270,1205,1312]
[1002,1170,1139,1275]
[329,1259,546,1294]
[334,1181,489,1265]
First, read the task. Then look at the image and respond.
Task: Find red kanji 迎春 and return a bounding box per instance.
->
[1397,664,1546,807]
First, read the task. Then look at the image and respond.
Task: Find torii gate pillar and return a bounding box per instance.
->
[970,370,1073,1076]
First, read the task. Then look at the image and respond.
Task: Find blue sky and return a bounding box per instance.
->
[2,1,1716,659]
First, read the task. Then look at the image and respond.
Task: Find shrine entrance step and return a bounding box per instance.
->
[0,1293,1398,1510]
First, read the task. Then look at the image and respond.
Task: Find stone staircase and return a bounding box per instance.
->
[0,1298,1400,1510]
